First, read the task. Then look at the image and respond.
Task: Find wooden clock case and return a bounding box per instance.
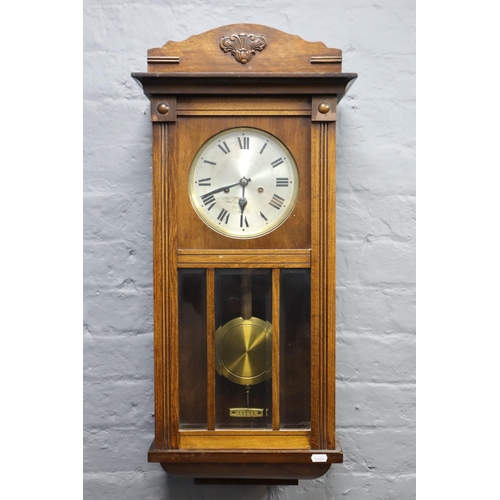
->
[132,24,357,484]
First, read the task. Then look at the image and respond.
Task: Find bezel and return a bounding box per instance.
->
[188,127,300,239]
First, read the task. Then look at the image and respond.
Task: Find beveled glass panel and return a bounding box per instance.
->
[178,269,207,429]
[214,269,272,429]
[280,269,311,429]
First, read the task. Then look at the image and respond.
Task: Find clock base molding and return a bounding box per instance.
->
[148,441,343,483]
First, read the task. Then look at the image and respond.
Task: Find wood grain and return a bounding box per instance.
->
[179,430,309,450]
[325,120,337,449]
[177,249,311,268]
[176,115,311,250]
[310,118,337,449]
[152,123,168,449]
[309,122,321,450]
[137,24,356,478]
[206,268,215,430]
[164,463,332,481]
[146,24,342,74]
[132,73,357,100]
[177,96,311,116]
[149,438,343,463]
[167,121,180,449]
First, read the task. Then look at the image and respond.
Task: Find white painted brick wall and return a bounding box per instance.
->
[83,1,415,498]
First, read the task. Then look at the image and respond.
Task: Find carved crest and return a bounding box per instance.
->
[219,33,267,64]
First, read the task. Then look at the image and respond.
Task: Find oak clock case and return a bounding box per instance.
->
[131,24,357,484]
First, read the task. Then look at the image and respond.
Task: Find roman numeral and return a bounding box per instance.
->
[217,208,230,224]
[240,215,249,228]
[198,177,211,186]
[271,158,284,168]
[259,142,268,154]
[238,136,250,149]
[260,211,268,222]
[201,193,216,207]
[218,141,230,154]
[269,194,285,210]
[203,159,216,165]
[276,178,289,187]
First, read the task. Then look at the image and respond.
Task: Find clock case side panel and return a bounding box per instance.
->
[151,120,180,450]
[310,114,338,451]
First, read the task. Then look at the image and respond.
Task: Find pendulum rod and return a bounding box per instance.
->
[241,270,252,320]
[241,270,252,406]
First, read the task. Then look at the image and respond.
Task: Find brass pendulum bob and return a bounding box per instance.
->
[214,271,272,386]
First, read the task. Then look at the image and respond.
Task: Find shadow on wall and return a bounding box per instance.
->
[164,474,269,499]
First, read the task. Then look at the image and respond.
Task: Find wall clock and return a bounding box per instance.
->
[132,24,357,485]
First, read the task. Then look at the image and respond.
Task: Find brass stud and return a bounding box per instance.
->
[318,102,331,114]
[157,103,170,115]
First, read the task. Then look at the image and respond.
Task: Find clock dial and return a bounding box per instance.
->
[188,127,299,239]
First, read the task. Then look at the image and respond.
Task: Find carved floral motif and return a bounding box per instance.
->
[219,33,267,64]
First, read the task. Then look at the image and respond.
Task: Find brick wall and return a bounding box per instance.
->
[83,1,416,498]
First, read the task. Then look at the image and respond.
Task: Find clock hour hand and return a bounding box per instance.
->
[239,196,247,212]
[239,177,251,213]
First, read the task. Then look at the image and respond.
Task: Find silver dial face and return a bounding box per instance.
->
[188,127,299,239]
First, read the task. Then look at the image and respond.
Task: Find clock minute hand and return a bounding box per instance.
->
[203,180,242,197]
